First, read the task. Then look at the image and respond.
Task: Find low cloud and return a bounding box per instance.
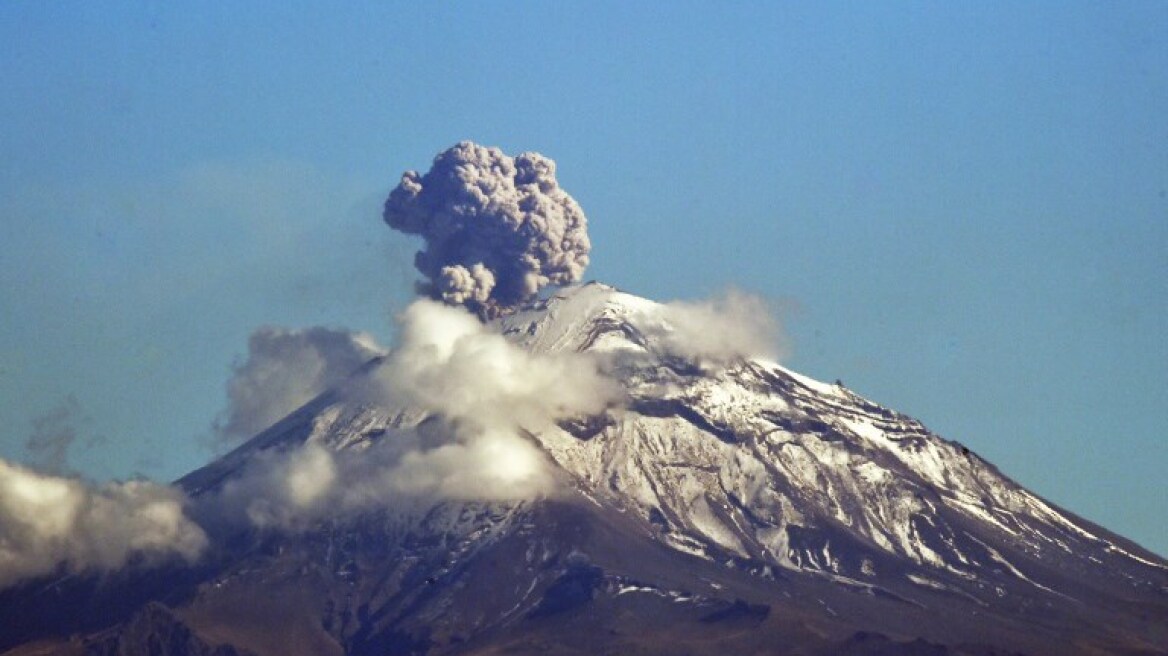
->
[212,441,339,530]
[215,326,385,443]
[644,289,786,365]
[379,299,618,432]
[0,458,207,590]
[215,428,556,532]
[213,299,620,531]
[361,298,618,501]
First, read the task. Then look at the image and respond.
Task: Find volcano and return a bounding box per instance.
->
[2,283,1165,655]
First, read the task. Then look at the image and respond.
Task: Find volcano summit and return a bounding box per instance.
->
[0,143,1164,655]
[2,283,1165,655]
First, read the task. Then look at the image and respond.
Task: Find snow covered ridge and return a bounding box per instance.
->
[488,284,1167,581]
[189,282,1167,603]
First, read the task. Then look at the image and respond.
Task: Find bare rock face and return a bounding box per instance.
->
[83,603,255,656]
[3,283,1166,656]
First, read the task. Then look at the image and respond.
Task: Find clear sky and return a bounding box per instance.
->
[1,2,1165,555]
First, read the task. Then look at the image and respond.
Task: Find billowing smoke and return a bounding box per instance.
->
[214,299,620,531]
[644,289,786,366]
[215,326,386,443]
[0,458,207,590]
[383,141,591,318]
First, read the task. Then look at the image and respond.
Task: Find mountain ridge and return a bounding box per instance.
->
[3,282,1165,655]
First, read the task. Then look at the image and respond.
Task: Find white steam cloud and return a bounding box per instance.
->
[0,458,207,590]
[216,299,620,531]
[644,289,785,365]
[383,141,591,318]
[366,299,618,499]
[215,326,385,443]
[214,441,339,530]
[380,299,617,433]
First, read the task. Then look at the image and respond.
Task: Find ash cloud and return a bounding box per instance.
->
[215,326,385,443]
[383,141,591,318]
[0,458,207,590]
[214,299,620,531]
[24,396,87,473]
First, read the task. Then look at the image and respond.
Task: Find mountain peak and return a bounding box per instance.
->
[497,281,662,355]
[13,281,1165,656]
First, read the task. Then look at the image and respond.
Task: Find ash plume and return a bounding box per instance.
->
[24,395,87,473]
[383,141,591,318]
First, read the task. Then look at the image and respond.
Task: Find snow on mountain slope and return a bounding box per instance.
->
[183,282,1166,612]
[492,283,1167,594]
[13,280,1150,656]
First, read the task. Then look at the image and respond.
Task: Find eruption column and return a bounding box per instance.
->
[383,141,591,318]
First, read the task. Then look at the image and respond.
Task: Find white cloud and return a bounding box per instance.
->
[213,441,339,530]
[380,299,618,432]
[368,300,619,502]
[645,289,786,365]
[0,458,207,590]
[214,299,620,531]
[336,426,555,505]
[215,326,385,443]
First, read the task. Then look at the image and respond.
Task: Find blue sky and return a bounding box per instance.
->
[1,2,1165,555]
